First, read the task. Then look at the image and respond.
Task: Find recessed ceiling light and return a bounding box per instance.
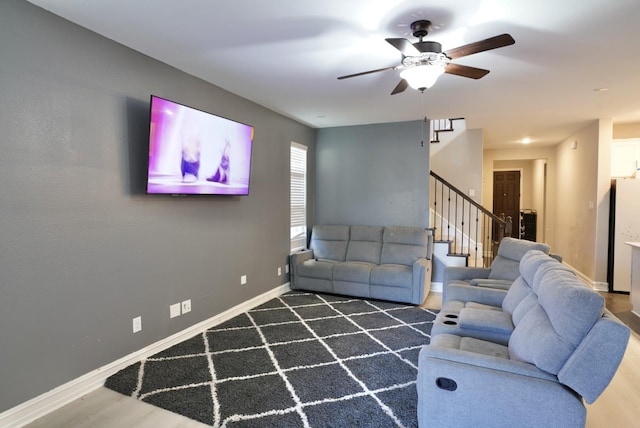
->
[593,87,609,92]
[522,137,531,144]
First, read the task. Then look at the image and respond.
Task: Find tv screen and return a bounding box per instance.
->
[146,95,254,195]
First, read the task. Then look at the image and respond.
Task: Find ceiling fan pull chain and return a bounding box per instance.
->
[420,117,424,147]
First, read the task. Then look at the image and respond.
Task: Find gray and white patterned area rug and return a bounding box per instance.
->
[105,291,438,427]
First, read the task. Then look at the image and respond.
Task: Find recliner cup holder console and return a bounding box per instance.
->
[438,313,459,326]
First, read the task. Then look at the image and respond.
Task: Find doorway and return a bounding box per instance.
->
[493,170,521,238]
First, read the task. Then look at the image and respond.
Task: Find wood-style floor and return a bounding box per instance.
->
[26,292,640,428]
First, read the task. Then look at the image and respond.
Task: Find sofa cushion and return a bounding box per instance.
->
[459,308,514,335]
[431,334,510,359]
[310,225,350,261]
[465,302,502,311]
[333,261,375,284]
[345,226,383,264]
[496,237,551,262]
[501,250,557,315]
[380,226,428,266]
[370,264,412,288]
[296,259,337,280]
[531,259,576,294]
[487,238,550,280]
[519,250,557,280]
[537,270,604,347]
[500,277,531,315]
[485,255,520,281]
[510,293,539,325]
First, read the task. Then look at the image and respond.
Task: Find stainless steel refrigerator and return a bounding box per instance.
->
[608,178,640,292]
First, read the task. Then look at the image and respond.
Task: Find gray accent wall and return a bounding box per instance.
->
[315,122,430,228]
[0,0,314,412]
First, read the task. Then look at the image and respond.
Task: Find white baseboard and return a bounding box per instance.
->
[592,281,609,292]
[0,283,291,428]
[430,282,443,293]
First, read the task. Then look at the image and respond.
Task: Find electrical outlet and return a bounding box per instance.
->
[241,275,247,285]
[278,267,282,276]
[170,303,181,318]
[132,316,142,333]
[181,299,191,314]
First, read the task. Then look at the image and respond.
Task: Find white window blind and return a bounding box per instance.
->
[290,142,307,251]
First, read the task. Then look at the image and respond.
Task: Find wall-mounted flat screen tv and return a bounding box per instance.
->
[146,95,254,195]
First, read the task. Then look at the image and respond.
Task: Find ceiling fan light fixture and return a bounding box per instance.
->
[400,64,445,90]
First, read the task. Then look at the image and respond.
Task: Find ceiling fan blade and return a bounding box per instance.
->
[386,38,421,57]
[445,63,490,79]
[390,79,408,95]
[337,66,397,80]
[444,34,515,59]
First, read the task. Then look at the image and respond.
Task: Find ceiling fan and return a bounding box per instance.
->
[338,20,515,94]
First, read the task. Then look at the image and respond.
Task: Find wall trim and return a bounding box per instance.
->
[430,282,443,293]
[0,283,291,428]
[592,281,609,292]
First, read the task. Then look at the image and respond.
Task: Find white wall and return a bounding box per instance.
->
[554,120,609,282]
[532,159,548,242]
[430,125,483,205]
[596,119,613,286]
[611,138,640,178]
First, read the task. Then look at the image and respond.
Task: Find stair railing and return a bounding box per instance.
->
[430,170,512,267]
[430,117,465,144]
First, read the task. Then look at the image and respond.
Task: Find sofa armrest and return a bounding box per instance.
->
[443,266,491,284]
[469,278,513,289]
[442,267,491,302]
[289,250,313,289]
[443,282,508,307]
[417,344,586,427]
[412,258,432,304]
[458,308,514,335]
[557,310,630,404]
[290,249,313,263]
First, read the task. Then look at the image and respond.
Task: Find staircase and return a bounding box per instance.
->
[430,118,465,144]
[430,170,511,269]
[428,118,512,274]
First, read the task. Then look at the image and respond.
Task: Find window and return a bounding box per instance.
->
[290,142,307,251]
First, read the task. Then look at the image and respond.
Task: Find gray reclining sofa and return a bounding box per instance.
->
[418,250,630,427]
[290,225,432,305]
[442,237,551,302]
[432,250,561,345]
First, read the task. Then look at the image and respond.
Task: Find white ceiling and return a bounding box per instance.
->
[26,0,640,149]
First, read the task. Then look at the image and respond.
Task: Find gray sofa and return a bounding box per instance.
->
[433,250,566,345]
[418,250,630,427]
[442,237,551,302]
[289,225,432,305]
